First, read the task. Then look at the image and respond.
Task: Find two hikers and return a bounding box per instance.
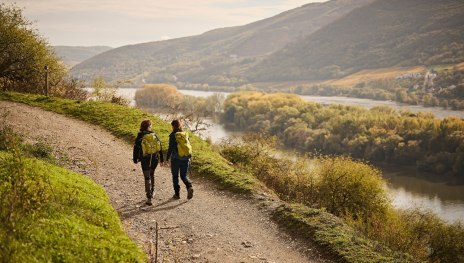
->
[133,119,193,205]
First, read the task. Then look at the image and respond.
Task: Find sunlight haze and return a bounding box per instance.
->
[6,0,328,47]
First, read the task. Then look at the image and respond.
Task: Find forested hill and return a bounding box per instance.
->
[249,0,464,81]
[71,0,373,83]
[54,46,112,67]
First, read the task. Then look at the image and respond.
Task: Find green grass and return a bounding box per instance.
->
[0,92,258,193]
[0,92,411,263]
[273,204,416,263]
[0,152,146,262]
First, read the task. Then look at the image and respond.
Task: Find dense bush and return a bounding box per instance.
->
[218,134,390,221]
[135,84,183,109]
[219,134,464,262]
[222,91,464,177]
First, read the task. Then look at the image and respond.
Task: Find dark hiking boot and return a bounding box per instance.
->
[145,198,152,206]
[187,187,194,199]
[173,194,180,200]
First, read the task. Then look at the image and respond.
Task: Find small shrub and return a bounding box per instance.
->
[23,140,54,161]
[315,156,389,221]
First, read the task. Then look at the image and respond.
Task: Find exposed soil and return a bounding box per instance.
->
[1,101,331,263]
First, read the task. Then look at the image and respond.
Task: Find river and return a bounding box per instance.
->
[118,87,464,223]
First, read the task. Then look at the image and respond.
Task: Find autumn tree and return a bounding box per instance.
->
[0,4,65,93]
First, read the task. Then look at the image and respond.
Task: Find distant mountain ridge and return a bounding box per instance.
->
[54,46,112,67]
[248,0,464,81]
[71,0,373,84]
[71,0,464,86]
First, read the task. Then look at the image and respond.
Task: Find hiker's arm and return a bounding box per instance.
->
[166,133,175,161]
[133,134,141,163]
[159,143,164,163]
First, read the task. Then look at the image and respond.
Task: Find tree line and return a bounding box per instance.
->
[221,91,464,177]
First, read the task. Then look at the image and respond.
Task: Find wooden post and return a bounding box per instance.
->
[155,221,159,263]
[44,65,49,96]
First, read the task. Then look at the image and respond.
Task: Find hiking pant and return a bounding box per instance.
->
[143,169,155,199]
[171,158,192,195]
[141,157,158,199]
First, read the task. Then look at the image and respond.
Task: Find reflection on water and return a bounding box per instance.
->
[383,170,464,223]
[115,87,464,222]
[200,119,239,143]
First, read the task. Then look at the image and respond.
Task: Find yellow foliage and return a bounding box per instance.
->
[134,84,183,109]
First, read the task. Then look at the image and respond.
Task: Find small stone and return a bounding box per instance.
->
[192,254,201,259]
[242,241,253,248]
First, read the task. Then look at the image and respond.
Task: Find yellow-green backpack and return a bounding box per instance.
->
[141,133,161,156]
[175,131,192,158]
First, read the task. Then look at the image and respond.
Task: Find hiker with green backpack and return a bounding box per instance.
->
[166,119,193,200]
[133,119,163,206]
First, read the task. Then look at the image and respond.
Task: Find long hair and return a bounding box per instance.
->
[140,119,152,132]
[171,119,182,132]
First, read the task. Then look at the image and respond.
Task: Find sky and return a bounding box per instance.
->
[6,0,327,48]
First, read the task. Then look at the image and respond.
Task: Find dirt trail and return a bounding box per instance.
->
[1,101,329,263]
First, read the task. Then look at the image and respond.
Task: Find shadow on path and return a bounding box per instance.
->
[118,198,188,219]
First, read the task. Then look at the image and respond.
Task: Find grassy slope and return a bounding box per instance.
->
[252,65,428,89]
[0,152,145,262]
[326,66,427,87]
[251,62,464,91]
[0,92,411,263]
[0,92,257,192]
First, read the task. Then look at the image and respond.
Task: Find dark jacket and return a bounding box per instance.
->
[166,131,191,161]
[133,131,164,169]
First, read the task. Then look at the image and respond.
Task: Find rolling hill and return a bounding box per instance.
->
[249,0,464,81]
[71,0,373,84]
[54,46,112,67]
[71,0,464,88]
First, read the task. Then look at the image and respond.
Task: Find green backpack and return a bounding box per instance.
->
[141,133,161,157]
[175,131,192,158]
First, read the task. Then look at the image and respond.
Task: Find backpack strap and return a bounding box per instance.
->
[152,132,162,153]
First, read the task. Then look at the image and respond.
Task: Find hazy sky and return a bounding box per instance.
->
[6,0,327,48]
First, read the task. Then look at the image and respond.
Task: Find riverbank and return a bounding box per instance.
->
[113,87,464,119]
[92,87,464,223]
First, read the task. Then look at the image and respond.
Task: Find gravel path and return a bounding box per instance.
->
[1,101,329,263]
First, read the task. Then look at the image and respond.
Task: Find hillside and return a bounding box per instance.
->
[1,93,419,263]
[249,0,464,81]
[54,45,112,67]
[71,0,373,84]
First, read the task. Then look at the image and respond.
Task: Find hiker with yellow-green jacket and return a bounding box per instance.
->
[133,119,163,206]
[166,119,193,200]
